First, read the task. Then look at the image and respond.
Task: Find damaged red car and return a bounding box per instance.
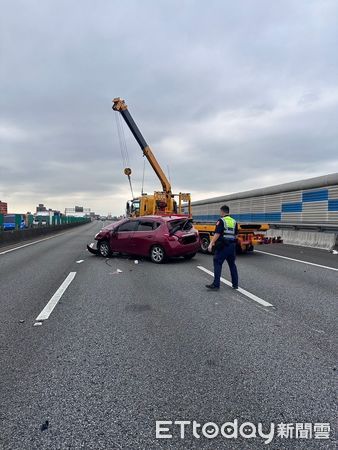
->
[87,216,200,264]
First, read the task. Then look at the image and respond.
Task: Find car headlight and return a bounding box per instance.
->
[94,232,101,239]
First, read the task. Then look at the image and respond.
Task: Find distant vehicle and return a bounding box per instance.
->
[88,215,200,263]
[33,217,49,226]
[3,214,26,231]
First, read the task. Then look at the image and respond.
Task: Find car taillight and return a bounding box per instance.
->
[164,233,178,241]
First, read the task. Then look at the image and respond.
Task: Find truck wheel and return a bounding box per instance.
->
[98,240,111,257]
[200,235,210,253]
[150,245,166,264]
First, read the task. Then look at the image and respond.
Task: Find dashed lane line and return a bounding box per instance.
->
[34,272,76,324]
[197,265,273,308]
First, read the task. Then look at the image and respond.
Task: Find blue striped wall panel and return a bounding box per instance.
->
[302,189,328,202]
[265,212,282,222]
[191,182,338,225]
[282,202,302,212]
[328,199,338,211]
[193,213,281,223]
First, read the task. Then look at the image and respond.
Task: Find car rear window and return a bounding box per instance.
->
[137,221,153,231]
[137,221,161,231]
[167,219,193,232]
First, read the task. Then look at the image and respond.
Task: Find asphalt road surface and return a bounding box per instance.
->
[0,222,337,449]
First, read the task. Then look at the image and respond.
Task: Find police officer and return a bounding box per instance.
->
[205,204,239,290]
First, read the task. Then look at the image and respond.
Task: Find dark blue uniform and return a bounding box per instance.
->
[213,217,239,288]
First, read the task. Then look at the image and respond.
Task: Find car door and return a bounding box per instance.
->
[110,220,139,253]
[132,220,159,255]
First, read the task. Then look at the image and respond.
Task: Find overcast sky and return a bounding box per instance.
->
[1,0,337,215]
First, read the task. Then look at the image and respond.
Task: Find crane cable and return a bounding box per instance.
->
[115,112,130,169]
[114,113,135,199]
[127,172,135,199]
[141,158,146,195]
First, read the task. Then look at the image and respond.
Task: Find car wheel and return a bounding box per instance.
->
[98,240,111,257]
[150,245,166,264]
[184,253,196,260]
[200,235,210,253]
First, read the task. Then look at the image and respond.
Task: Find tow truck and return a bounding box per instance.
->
[113,98,275,253]
[195,222,270,254]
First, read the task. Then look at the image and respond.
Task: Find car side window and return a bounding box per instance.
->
[137,221,155,232]
[118,221,139,232]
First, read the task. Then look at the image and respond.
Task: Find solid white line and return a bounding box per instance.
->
[255,250,338,272]
[0,231,71,256]
[35,272,76,322]
[197,265,273,307]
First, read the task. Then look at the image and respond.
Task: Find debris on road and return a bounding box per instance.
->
[40,420,49,432]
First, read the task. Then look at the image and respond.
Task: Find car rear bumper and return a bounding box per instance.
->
[165,240,200,257]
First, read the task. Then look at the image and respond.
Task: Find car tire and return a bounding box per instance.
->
[200,235,210,254]
[150,245,166,264]
[184,253,196,260]
[98,240,111,257]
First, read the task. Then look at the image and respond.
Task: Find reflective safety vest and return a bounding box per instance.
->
[222,215,236,240]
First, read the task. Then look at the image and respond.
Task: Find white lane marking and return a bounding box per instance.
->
[76,260,84,264]
[33,322,42,327]
[197,265,273,308]
[35,272,76,322]
[0,231,70,256]
[255,250,338,272]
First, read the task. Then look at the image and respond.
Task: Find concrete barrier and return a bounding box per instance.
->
[267,229,337,250]
[0,221,90,248]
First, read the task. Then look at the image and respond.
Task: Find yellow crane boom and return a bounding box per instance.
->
[112,98,172,194]
[112,97,191,217]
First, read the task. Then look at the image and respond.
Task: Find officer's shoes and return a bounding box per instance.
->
[232,285,238,290]
[206,284,219,290]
